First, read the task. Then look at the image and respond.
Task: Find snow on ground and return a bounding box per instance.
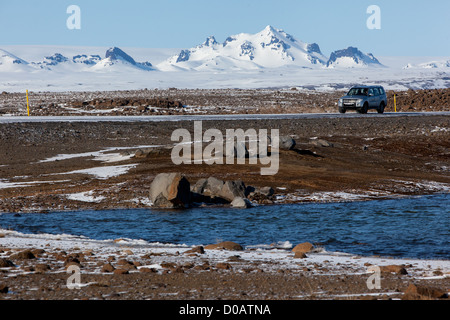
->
[0,179,70,190]
[65,191,106,203]
[0,227,448,280]
[61,164,138,180]
[39,145,159,163]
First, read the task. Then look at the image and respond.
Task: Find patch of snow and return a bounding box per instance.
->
[62,164,137,180]
[0,179,70,190]
[66,191,106,203]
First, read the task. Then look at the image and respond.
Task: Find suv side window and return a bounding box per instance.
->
[373,88,380,96]
[368,88,374,96]
[379,87,385,95]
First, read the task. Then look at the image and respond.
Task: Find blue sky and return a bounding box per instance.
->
[0,0,449,56]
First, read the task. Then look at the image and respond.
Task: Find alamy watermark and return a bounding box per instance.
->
[67,5,81,30]
[366,265,382,290]
[66,265,81,290]
[171,121,280,176]
[367,5,381,30]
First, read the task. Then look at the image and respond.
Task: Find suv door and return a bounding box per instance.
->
[368,88,377,108]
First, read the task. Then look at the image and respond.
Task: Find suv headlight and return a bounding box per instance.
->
[338,99,343,106]
[356,99,363,107]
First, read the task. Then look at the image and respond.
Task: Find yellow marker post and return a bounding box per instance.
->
[394,93,397,113]
[26,90,30,116]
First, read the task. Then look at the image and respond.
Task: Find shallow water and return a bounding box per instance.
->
[1,194,449,259]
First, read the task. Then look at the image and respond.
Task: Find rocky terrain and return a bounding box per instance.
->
[0,237,448,301]
[1,88,449,117]
[0,88,449,301]
[0,113,449,213]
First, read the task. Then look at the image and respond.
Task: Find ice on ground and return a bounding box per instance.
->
[0,179,70,190]
[66,191,106,203]
[39,145,159,163]
[62,164,137,180]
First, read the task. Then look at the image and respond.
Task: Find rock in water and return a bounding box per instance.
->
[149,173,191,208]
[220,180,246,202]
[231,197,253,209]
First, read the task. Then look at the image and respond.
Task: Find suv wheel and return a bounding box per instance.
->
[377,102,385,114]
[339,107,346,114]
[358,103,369,114]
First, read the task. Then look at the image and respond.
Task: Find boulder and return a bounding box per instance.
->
[257,186,275,197]
[149,173,191,208]
[380,265,408,275]
[220,180,246,202]
[310,139,334,147]
[184,246,205,255]
[279,136,296,150]
[231,197,253,209]
[11,250,36,260]
[191,178,208,194]
[294,252,308,259]
[203,177,225,197]
[204,241,243,251]
[35,264,51,274]
[101,263,115,273]
[0,258,14,268]
[292,242,314,254]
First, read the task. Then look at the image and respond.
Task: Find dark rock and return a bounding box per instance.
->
[380,265,408,275]
[11,250,36,260]
[279,136,296,150]
[204,241,243,251]
[0,284,8,294]
[0,258,14,268]
[101,263,115,273]
[184,246,205,255]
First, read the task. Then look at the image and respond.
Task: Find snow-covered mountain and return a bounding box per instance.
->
[157,25,329,71]
[0,27,385,73]
[0,47,153,72]
[326,47,384,68]
[403,59,450,69]
[0,49,31,72]
[92,47,153,71]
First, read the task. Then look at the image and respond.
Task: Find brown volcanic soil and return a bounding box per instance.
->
[1,88,449,116]
[0,115,449,213]
[0,89,449,302]
[0,240,448,301]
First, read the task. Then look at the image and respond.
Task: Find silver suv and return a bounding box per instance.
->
[338,86,387,114]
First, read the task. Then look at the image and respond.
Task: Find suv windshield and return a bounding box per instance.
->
[347,88,368,96]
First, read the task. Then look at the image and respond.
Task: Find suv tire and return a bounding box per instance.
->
[358,103,369,114]
[377,102,385,114]
[339,107,346,114]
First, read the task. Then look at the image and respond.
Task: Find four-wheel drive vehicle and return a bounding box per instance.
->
[338,86,387,114]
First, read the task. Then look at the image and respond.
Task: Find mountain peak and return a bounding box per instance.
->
[0,49,28,65]
[202,36,219,47]
[263,25,277,33]
[160,26,330,71]
[105,47,137,65]
[327,46,383,68]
